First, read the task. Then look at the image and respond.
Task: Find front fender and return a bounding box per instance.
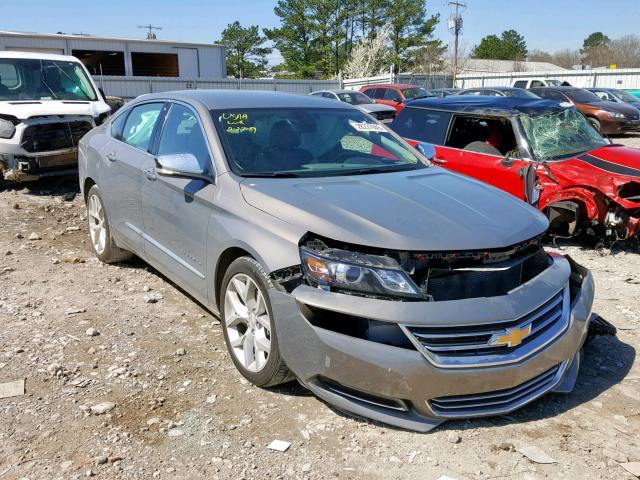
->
[539,187,607,222]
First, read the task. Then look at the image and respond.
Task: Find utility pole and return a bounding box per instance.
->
[138,24,162,40]
[448,1,466,86]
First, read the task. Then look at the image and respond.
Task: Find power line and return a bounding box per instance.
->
[138,24,162,40]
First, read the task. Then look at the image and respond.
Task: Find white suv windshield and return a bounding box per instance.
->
[0,58,97,101]
[521,109,607,160]
[212,107,426,177]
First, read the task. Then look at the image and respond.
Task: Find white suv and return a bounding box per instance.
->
[511,78,570,89]
[0,51,111,182]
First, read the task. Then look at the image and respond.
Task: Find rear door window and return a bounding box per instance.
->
[391,108,452,144]
[513,80,527,88]
[383,89,402,102]
[446,115,519,157]
[121,102,164,152]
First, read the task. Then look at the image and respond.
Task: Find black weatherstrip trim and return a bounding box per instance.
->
[577,154,640,177]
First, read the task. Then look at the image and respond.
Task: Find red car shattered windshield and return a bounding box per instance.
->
[521,108,608,161]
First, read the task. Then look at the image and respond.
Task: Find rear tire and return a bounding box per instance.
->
[220,256,293,387]
[86,185,132,264]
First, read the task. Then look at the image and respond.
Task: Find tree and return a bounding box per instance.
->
[343,24,391,78]
[609,35,640,68]
[581,32,611,67]
[471,30,527,60]
[265,0,318,78]
[582,32,610,52]
[266,0,442,78]
[384,0,440,73]
[551,49,581,69]
[527,49,552,63]
[407,40,447,73]
[218,22,271,78]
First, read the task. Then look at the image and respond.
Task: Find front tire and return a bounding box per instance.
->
[86,185,132,264]
[588,117,601,133]
[220,256,292,387]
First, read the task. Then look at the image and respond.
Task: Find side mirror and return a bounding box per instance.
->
[416,142,437,160]
[521,163,540,205]
[156,153,212,182]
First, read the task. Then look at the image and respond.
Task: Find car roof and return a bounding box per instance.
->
[405,95,568,116]
[134,90,355,110]
[529,86,581,91]
[0,50,84,62]
[362,84,420,90]
[467,87,522,91]
[311,89,364,95]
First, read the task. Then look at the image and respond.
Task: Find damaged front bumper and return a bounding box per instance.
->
[0,115,94,181]
[270,254,594,432]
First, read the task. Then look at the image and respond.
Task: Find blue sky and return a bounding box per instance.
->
[2,0,639,63]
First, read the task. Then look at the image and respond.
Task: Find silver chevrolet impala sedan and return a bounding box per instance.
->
[78,90,594,432]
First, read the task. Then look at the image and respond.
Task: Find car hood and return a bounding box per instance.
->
[357,103,397,114]
[0,100,109,120]
[574,145,640,177]
[240,168,548,251]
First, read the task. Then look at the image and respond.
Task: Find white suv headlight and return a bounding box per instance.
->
[0,118,16,139]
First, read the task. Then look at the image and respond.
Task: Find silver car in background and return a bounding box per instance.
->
[79,90,594,432]
[309,89,396,123]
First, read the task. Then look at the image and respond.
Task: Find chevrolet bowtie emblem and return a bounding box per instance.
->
[489,324,532,348]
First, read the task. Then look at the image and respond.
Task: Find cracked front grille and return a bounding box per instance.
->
[402,287,569,368]
[429,363,564,417]
[21,121,93,153]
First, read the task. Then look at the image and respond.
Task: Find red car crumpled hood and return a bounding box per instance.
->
[573,145,640,177]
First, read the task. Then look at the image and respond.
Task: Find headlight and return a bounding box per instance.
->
[300,247,423,299]
[606,111,625,119]
[0,118,16,139]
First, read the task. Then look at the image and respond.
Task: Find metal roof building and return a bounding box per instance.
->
[0,30,226,78]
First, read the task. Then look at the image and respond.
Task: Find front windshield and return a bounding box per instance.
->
[521,108,607,161]
[0,58,97,101]
[403,87,433,99]
[611,89,639,102]
[211,107,427,177]
[337,91,373,105]
[564,89,601,104]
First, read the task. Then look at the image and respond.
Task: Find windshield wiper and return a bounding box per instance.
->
[334,164,426,176]
[241,172,301,178]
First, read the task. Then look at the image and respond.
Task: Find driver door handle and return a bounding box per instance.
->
[105,152,117,162]
[143,168,157,181]
[432,157,448,164]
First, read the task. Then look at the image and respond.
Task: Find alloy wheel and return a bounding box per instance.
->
[87,193,107,255]
[224,273,272,372]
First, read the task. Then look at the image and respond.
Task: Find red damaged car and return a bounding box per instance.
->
[391,96,640,240]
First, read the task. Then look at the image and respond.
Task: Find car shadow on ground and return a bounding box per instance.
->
[318,330,634,433]
[0,174,80,199]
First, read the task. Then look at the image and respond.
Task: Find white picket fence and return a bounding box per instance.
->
[456,68,640,89]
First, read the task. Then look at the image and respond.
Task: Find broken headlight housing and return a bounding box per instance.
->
[0,117,16,139]
[300,247,422,299]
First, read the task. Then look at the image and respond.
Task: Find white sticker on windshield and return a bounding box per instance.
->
[350,121,387,133]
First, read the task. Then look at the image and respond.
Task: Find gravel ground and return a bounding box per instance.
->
[1,136,639,480]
